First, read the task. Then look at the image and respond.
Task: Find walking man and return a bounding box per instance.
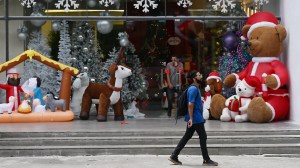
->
[165,56,184,117]
[168,70,218,166]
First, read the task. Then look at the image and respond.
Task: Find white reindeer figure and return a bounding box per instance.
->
[0,96,15,114]
[71,72,89,114]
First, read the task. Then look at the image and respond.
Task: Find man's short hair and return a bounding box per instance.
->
[187,70,198,79]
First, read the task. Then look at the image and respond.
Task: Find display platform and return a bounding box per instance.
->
[0,110,74,123]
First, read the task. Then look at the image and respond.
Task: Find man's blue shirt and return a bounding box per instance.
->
[184,85,205,124]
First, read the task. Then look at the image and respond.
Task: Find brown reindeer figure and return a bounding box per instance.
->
[79,63,132,122]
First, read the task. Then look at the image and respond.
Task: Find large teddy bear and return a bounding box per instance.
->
[211,12,289,123]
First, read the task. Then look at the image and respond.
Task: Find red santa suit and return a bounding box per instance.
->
[233,57,289,121]
[0,68,24,111]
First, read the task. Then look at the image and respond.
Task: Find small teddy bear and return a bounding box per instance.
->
[220,76,260,122]
[203,71,222,120]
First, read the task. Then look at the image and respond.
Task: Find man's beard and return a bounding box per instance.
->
[7,77,20,86]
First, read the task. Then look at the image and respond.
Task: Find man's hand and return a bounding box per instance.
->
[188,119,193,128]
[29,91,34,97]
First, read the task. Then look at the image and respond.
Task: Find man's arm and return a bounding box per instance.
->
[188,102,194,128]
[164,64,173,89]
[178,62,184,86]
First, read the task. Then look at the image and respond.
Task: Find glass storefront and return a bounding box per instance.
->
[0,0,269,118]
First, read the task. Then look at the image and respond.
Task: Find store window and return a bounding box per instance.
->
[0,0,274,118]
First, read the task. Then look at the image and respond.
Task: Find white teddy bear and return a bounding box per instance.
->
[220,76,261,123]
[203,85,211,120]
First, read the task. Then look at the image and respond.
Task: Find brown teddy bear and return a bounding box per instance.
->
[210,12,289,123]
[203,71,223,120]
[79,63,132,122]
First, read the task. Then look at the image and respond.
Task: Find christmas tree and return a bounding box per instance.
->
[71,21,102,82]
[99,38,148,110]
[23,30,57,95]
[218,31,252,98]
[54,20,72,95]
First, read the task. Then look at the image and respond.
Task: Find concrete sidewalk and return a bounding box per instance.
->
[1,155,300,168]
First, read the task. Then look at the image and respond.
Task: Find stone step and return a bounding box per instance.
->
[1,130,300,138]
[1,143,300,157]
[1,135,300,146]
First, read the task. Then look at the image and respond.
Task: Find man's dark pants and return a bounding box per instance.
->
[171,123,210,161]
[167,87,181,116]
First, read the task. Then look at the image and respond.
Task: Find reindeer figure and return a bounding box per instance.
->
[80,63,132,122]
[0,96,15,114]
[43,92,66,112]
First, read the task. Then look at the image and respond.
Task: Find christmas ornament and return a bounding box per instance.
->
[209,0,236,13]
[96,11,113,34]
[17,25,28,41]
[222,32,239,51]
[255,0,269,5]
[30,3,46,27]
[55,0,79,12]
[19,0,36,8]
[18,32,27,41]
[99,0,115,7]
[177,0,193,8]
[97,20,113,34]
[52,21,61,32]
[30,12,46,27]
[118,32,130,47]
[77,35,84,41]
[114,0,121,9]
[87,0,97,8]
[134,0,159,13]
[97,12,113,34]
[83,47,89,53]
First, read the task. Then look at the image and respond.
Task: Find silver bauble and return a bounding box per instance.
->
[30,12,46,27]
[18,32,27,41]
[83,47,89,53]
[114,0,121,9]
[119,38,129,47]
[71,57,77,63]
[52,22,60,32]
[77,35,84,42]
[97,20,113,34]
[87,0,97,8]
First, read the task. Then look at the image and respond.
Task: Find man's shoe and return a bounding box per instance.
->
[168,156,182,165]
[203,160,218,166]
[167,111,171,117]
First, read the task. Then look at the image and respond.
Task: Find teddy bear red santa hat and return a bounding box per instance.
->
[206,71,222,82]
[241,11,279,40]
